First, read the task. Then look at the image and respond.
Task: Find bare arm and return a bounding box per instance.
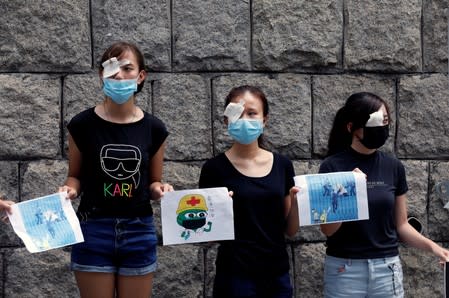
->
[148,141,173,200]
[58,133,81,200]
[396,194,449,262]
[285,186,300,237]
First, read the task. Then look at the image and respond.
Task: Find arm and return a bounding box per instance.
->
[396,194,449,262]
[59,133,81,200]
[284,186,300,237]
[149,140,173,200]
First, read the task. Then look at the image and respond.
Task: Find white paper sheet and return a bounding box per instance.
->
[161,187,234,245]
[294,172,369,226]
[8,192,84,253]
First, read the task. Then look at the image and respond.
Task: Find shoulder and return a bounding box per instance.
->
[70,107,95,123]
[143,112,166,128]
[272,152,293,166]
[377,151,405,169]
[202,153,226,169]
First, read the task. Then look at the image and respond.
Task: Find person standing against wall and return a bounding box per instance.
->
[199,85,299,298]
[320,92,449,297]
[59,41,172,298]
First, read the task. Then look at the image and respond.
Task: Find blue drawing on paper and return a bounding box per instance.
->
[19,194,76,251]
[306,172,358,223]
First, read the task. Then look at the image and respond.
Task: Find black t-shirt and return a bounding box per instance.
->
[67,107,168,219]
[319,147,408,259]
[199,152,295,276]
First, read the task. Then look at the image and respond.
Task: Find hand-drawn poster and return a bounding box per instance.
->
[8,192,84,253]
[161,187,234,245]
[294,172,369,226]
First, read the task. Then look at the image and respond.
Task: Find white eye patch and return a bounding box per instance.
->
[102,57,131,78]
[365,110,385,127]
[224,100,245,123]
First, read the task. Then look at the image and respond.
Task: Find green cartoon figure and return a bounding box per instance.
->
[176,194,212,240]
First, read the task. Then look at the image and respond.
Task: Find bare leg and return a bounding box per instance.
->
[117,273,154,298]
[74,271,116,298]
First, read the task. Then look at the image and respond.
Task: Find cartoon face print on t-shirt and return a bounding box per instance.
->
[100,144,142,188]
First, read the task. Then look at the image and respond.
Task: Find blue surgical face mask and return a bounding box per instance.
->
[228,119,264,145]
[102,78,138,104]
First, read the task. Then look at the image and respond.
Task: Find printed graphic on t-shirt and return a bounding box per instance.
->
[367,181,388,189]
[100,144,142,198]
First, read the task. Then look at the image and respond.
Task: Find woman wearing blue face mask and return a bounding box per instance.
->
[59,41,173,298]
[320,92,449,297]
[199,85,300,298]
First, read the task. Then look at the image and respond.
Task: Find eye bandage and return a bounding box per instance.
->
[223,100,245,123]
[102,57,131,78]
[365,110,385,127]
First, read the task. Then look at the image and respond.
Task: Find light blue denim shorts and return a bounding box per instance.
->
[324,255,404,298]
[71,216,158,276]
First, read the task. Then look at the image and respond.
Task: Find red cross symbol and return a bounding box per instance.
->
[186,196,201,206]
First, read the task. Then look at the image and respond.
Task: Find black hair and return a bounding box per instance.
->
[327,92,390,156]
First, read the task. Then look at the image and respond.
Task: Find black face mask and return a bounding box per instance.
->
[182,218,206,230]
[360,125,389,149]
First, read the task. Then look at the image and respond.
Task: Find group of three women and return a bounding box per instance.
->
[1,41,446,297]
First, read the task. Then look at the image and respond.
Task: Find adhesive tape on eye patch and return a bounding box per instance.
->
[365,110,384,127]
[224,100,245,123]
[102,57,131,78]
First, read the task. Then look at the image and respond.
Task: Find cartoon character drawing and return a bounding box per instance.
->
[176,194,212,240]
[100,144,142,188]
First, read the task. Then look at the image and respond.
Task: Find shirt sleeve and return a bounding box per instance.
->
[199,159,216,189]
[149,115,169,157]
[67,111,86,153]
[319,158,334,174]
[284,158,295,196]
[395,160,408,196]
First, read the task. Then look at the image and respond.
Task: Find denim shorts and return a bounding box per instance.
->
[71,216,158,276]
[324,255,404,298]
[213,270,293,298]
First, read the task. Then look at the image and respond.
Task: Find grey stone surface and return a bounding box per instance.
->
[4,247,78,298]
[212,74,311,159]
[154,245,204,297]
[0,75,60,159]
[1,0,90,72]
[0,161,20,247]
[344,0,421,72]
[400,246,443,297]
[293,243,326,297]
[397,74,449,158]
[313,75,396,156]
[423,0,449,72]
[253,0,343,71]
[163,161,202,190]
[429,162,449,241]
[153,74,212,160]
[20,160,68,200]
[403,160,429,235]
[204,244,218,298]
[173,0,250,71]
[92,0,171,71]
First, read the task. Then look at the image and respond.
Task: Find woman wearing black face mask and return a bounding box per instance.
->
[319,92,449,298]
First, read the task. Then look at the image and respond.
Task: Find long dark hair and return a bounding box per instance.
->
[224,85,269,147]
[100,41,146,93]
[327,92,390,156]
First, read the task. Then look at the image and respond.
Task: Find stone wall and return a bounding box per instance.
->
[1,1,448,297]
